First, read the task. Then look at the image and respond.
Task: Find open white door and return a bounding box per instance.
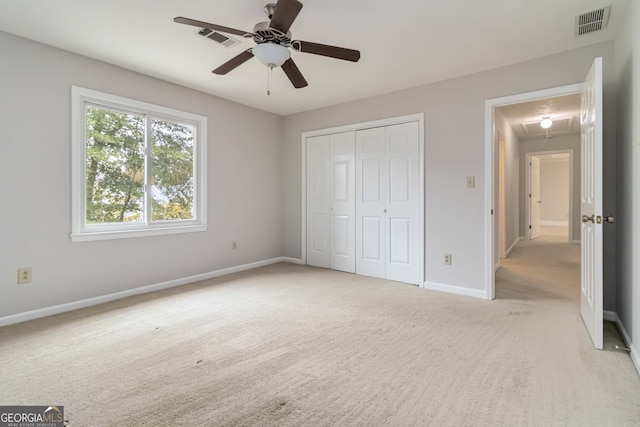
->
[530,156,541,239]
[580,57,603,350]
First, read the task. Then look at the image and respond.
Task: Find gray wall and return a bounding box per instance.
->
[615,0,639,360]
[540,159,570,224]
[494,109,520,260]
[283,41,617,307]
[519,135,581,241]
[0,31,284,317]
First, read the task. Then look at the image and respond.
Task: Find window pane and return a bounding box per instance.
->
[150,119,195,221]
[85,106,145,224]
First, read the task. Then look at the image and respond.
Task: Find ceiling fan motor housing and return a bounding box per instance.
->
[252,21,292,45]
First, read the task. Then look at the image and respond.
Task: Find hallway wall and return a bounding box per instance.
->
[494,109,520,260]
[540,158,570,225]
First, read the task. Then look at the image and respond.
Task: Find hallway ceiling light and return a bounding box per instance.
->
[540,117,553,129]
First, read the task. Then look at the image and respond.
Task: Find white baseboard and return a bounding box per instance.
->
[604,310,640,377]
[571,240,581,245]
[505,239,519,257]
[423,281,487,300]
[280,257,305,265]
[0,257,300,327]
[540,220,569,227]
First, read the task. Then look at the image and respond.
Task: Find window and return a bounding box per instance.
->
[71,86,207,242]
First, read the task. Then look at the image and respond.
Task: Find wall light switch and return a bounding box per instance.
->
[466,176,475,189]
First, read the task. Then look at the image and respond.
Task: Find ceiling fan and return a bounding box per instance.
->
[174,0,360,90]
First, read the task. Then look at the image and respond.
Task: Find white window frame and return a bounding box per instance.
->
[71,86,207,242]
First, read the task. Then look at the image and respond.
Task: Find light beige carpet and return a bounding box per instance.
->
[1,241,639,426]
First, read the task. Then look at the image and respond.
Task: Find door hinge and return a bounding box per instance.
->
[529,225,532,229]
[529,193,531,198]
[491,209,494,215]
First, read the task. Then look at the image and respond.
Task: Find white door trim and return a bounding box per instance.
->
[525,150,574,243]
[484,83,582,300]
[301,113,425,285]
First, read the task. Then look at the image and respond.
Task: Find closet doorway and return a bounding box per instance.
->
[301,114,425,286]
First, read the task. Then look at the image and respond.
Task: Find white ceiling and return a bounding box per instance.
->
[497,93,582,140]
[0,0,628,116]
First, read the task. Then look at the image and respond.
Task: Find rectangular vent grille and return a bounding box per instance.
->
[575,5,611,36]
[198,28,241,48]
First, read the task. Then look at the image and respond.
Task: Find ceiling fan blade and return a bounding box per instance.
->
[292,40,360,62]
[174,17,250,38]
[281,58,308,88]
[269,0,303,34]
[212,50,254,75]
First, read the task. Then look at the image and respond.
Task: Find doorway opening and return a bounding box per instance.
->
[492,92,581,275]
[492,92,581,290]
[484,83,583,300]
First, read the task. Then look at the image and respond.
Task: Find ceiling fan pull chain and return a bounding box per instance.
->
[267,65,272,96]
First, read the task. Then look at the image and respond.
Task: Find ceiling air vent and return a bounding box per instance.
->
[575,5,611,36]
[197,28,241,48]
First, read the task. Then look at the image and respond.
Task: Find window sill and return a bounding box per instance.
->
[71,224,207,242]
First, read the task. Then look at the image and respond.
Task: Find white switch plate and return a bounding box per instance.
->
[466,176,475,189]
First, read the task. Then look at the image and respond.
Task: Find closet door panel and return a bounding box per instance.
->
[330,132,355,273]
[306,135,331,268]
[356,128,386,279]
[385,122,420,284]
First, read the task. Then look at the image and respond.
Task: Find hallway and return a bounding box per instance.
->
[496,232,627,352]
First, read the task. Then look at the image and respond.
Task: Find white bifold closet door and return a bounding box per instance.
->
[306,131,355,273]
[356,122,421,284]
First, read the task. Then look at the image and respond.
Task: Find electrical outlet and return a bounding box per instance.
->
[18,267,32,284]
[231,240,238,250]
[444,254,452,265]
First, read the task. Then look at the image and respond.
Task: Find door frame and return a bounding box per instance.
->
[484,84,582,300]
[525,150,574,242]
[301,113,425,286]
[496,129,506,267]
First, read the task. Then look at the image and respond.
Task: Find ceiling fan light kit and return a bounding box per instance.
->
[252,42,291,67]
[174,0,360,92]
